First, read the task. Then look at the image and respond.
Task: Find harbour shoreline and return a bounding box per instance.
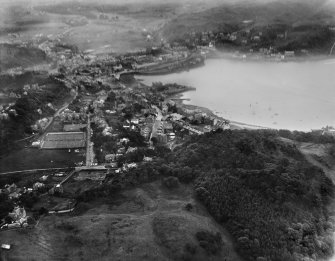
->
[169,93,271,131]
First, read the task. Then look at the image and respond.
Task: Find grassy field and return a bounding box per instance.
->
[0,181,242,261]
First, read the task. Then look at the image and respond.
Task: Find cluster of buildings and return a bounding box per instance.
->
[1,206,29,230]
[58,109,86,123]
[0,103,15,120]
[0,169,77,232]
[0,175,49,201]
[321,126,335,136]
[179,25,308,60]
[0,184,26,200]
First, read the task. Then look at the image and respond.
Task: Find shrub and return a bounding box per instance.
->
[162,176,179,189]
[185,203,193,211]
[196,230,222,255]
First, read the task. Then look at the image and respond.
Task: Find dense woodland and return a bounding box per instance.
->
[170,130,335,261]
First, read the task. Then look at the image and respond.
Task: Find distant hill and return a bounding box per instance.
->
[0,44,48,72]
[160,0,335,53]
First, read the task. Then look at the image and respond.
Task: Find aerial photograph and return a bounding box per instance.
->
[1,0,335,260]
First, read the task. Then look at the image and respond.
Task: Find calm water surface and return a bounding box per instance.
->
[137,58,335,131]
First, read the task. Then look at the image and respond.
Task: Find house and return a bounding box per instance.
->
[161,103,169,114]
[168,132,176,140]
[75,172,106,181]
[105,154,123,162]
[55,184,64,194]
[8,206,27,224]
[106,162,118,168]
[131,118,140,125]
[229,34,237,41]
[141,126,152,139]
[123,163,138,171]
[5,183,17,194]
[277,33,285,39]
[259,48,268,54]
[1,244,11,250]
[32,141,41,147]
[63,124,87,132]
[113,64,123,71]
[322,126,335,136]
[143,157,153,162]
[117,147,126,154]
[163,122,174,132]
[8,192,20,199]
[33,182,45,191]
[204,125,212,133]
[284,51,295,57]
[126,147,137,154]
[8,223,21,229]
[253,36,261,41]
[102,127,113,136]
[169,113,183,121]
[119,138,130,144]
[167,100,176,107]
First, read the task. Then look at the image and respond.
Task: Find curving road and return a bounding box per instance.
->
[330,41,335,56]
[38,84,78,142]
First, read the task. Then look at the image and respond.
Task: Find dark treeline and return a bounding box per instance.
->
[277,129,335,144]
[169,130,334,261]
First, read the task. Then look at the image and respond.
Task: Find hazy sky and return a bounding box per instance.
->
[0,0,334,8]
[0,0,333,4]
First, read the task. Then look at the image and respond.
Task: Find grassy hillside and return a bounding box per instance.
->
[1,181,242,261]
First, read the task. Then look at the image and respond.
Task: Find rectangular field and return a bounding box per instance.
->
[41,132,86,149]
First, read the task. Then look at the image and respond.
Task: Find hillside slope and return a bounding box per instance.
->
[1,181,242,261]
[165,130,335,261]
[160,0,335,53]
[0,44,47,72]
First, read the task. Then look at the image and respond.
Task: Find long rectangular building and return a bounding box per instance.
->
[41,132,86,149]
[63,124,87,132]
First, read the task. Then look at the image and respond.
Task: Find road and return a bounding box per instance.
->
[0,168,70,176]
[60,169,77,185]
[183,125,204,135]
[149,105,163,142]
[330,41,335,56]
[85,115,94,167]
[38,85,78,142]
